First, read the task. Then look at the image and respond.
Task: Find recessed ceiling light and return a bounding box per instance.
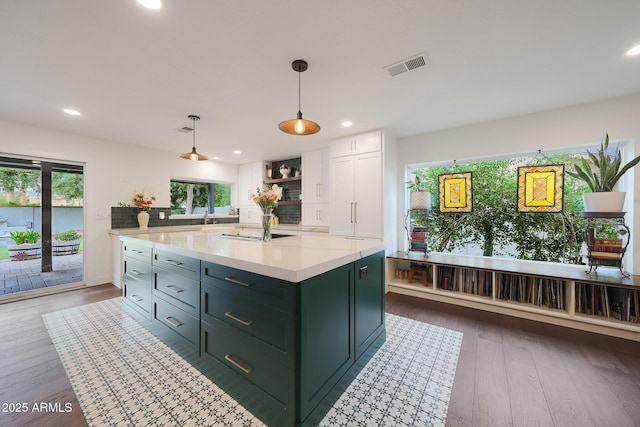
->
[137,0,162,10]
[213,156,220,160]
[626,44,640,56]
[63,108,81,116]
[233,150,242,155]
[341,120,353,127]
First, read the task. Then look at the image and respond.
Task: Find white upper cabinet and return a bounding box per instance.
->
[329,130,383,238]
[329,130,382,158]
[237,161,265,224]
[301,148,329,204]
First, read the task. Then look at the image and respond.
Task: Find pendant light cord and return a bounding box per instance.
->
[298,71,302,113]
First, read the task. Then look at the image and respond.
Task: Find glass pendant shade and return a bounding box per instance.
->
[180,115,208,161]
[279,60,320,136]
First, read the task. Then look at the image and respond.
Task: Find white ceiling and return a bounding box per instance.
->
[1,1,639,164]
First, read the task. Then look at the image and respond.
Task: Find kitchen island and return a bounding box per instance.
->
[118,229,386,426]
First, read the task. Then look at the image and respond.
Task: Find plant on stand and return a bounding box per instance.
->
[252,187,279,242]
[567,133,640,212]
[132,192,156,230]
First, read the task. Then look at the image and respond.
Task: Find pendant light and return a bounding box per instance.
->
[278,59,320,135]
[180,115,208,161]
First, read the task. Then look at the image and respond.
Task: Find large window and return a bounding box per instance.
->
[407,149,601,264]
[170,180,231,215]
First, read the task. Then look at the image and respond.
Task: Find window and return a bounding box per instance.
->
[405,148,606,264]
[169,180,231,215]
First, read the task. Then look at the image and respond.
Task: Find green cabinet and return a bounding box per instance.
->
[151,249,201,358]
[355,253,385,358]
[122,242,153,320]
[121,236,385,427]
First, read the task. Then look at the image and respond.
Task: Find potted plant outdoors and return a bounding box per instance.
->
[52,229,82,256]
[8,228,42,261]
[406,170,431,210]
[567,134,640,212]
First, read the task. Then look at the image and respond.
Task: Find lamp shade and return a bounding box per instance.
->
[278,112,320,135]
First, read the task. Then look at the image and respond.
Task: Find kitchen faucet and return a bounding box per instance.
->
[203,211,208,224]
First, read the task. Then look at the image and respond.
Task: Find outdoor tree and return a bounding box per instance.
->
[412,152,588,263]
[0,168,40,205]
[53,172,84,204]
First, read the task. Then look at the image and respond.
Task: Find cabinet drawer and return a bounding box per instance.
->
[123,278,152,315]
[123,242,152,263]
[153,250,200,281]
[154,267,199,316]
[153,297,199,345]
[201,262,295,313]
[201,318,294,406]
[201,283,293,359]
[123,257,152,284]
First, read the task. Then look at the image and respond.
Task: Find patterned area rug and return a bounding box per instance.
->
[43,298,462,426]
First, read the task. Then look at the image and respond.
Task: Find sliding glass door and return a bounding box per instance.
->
[0,156,84,298]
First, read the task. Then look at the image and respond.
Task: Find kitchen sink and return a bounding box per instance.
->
[219,233,293,240]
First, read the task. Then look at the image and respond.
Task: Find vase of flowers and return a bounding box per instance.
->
[132,193,156,230]
[252,187,279,242]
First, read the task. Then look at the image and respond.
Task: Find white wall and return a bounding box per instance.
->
[0,119,238,286]
[397,92,640,274]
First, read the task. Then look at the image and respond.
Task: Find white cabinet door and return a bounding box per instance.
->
[353,151,382,238]
[239,205,261,224]
[354,131,381,155]
[330,131,382,158]
[330,156,356,236]
[302,149,329,204]
[302,203,330,227]
[238,161,264,205]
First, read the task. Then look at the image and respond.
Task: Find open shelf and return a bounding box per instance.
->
[386,251,640,341]
[264,176,302,184]
[277,200,301,206]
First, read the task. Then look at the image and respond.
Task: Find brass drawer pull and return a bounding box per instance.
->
[164,316,183,327]
[165,284,184,293]
[130,295,143,302]
[130,269,144,276]
[166,259,184,266]
[224,277,253,287]
[224,311,254,326]
[224,354,253,374]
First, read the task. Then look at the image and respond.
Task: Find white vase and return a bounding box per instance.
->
[410,191,431,209]
[582,192,626,213]
[137,211,150,230]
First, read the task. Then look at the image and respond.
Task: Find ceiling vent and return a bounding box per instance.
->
[384,52,430,77]
[177,126,194,133]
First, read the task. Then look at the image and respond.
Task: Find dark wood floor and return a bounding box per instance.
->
[386,292,640,427]
[1,285,639,426]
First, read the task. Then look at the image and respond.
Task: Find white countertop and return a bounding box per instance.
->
[118,227,384,283]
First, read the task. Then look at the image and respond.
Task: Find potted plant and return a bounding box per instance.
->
[567,134,640,212]
[406,170,431,210]
[8,228,42,261]
[52,229,82,256]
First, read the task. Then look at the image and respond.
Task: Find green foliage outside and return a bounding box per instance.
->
[53,172,84,204]
[9,228,41,244]
[0,168,83,205]
[170,182,231,214]
[410,153,590,263]
[53,229,82,241]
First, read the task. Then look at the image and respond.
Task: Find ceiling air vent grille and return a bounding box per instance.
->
[177,126,194,133]
[384,52,430,77]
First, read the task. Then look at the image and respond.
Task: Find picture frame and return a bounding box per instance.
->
[438,172,472,213]
[517,164,564,213]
